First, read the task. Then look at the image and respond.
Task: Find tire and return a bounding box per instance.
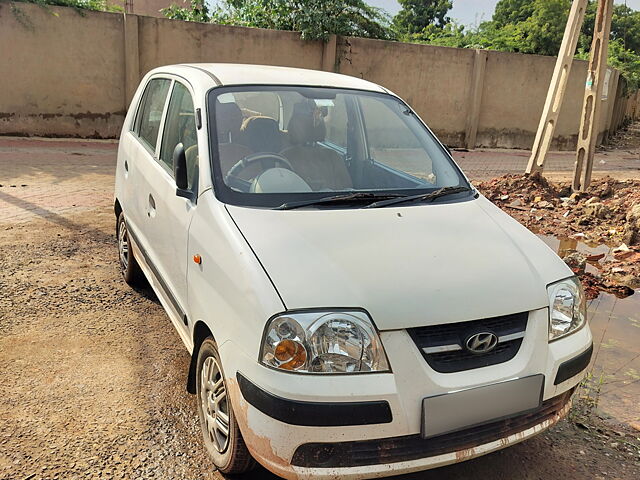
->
[196,338,255,474]
[116,212,145,287]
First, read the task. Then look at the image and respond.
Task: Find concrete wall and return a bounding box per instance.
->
[0,4,126,137]
[476,52,619,150]
[137,16,324,77]
[1,3,638,148]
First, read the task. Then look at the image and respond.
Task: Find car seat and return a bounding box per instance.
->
[280,100,353,191]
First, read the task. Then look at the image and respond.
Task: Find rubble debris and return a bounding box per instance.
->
[583,202,610,219]
[477,174,640,296]
[563,252,587,274]
[626,204,640,245]
[580,272,635,299]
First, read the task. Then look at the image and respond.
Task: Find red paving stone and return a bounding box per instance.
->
[453,148,640,180]
[0,137,116,224]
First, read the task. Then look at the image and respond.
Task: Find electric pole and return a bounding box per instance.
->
[572,0,615,191]
[526,0,588,175]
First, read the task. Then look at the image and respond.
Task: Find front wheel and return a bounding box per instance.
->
[196,338,255,474]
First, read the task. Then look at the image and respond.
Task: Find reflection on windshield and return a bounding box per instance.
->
[209,87,467,207]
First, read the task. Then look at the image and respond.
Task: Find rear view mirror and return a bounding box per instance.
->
[173,143,191,199]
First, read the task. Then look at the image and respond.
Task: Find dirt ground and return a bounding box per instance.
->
[1,134,640,480]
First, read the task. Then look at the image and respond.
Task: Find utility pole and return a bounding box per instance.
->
[526,0,588,175]
[572,0,614,191]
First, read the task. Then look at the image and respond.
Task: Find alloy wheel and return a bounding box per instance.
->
[200,356,230,453]
[118,221,129,271]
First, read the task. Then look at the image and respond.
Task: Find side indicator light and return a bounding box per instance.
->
[193,254,202,265]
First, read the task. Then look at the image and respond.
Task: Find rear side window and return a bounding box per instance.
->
[159,83,198,188]
[134,78,171,151]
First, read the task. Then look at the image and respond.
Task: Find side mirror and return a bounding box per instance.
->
[173,143,191,198]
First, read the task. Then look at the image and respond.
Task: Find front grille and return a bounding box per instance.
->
[291,389,573,468]
[408,312,528,373]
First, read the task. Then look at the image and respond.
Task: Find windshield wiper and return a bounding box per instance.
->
[363,186,472,209]
[275,192,407,210]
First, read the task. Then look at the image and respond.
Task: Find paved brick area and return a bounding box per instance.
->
[1,135,639,224]
[0,137,116,224]
[454,148,640,180]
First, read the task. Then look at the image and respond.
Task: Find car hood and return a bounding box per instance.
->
[226,196,572,330]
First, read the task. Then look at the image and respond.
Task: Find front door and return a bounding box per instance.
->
[128,77,199,333]
[144,80,199,330]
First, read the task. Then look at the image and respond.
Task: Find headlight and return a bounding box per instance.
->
[260,311,390,374]
[547,277,587,341]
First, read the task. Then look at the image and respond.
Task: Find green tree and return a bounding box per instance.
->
[406,0,572,55]
[162,0,394,41]
[404,21,468,48]
[580,2,640,55]
[473,0,571,56]
[492,0,535,27]
[161,0,209,22]
[483,0,640,57]
[393,0,453,35]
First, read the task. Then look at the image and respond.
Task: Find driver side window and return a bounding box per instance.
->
[159,82,198,190]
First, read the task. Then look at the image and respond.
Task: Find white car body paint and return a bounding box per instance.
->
[225,196,571,329]
[115,64,593,480]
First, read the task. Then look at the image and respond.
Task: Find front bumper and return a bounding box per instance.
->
[221,307,592,480]
[290,389,573,470]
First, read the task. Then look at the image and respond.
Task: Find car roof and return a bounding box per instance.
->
[155,63,387,93]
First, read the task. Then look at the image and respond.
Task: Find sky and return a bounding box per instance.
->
[368,0,640,27]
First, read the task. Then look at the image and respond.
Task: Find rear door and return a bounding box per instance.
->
[123,76,172,252]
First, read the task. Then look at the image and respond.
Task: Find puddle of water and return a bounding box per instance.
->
[538,234,615,276]
[539,234,640,424]
[587,291,640,424]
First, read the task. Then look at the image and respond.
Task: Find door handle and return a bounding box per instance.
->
[148,194,156,217]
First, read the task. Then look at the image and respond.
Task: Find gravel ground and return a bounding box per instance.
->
[0,210,221,480]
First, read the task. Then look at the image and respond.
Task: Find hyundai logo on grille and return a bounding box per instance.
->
[465,332,498,354]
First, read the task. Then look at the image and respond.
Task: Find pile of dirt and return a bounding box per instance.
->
[477,173,640,297]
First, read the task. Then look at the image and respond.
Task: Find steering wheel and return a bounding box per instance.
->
[225,152,294,186]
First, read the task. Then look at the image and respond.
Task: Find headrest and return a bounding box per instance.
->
[241,116,282,153]
[287,100,326,145]
[215,101,243,142]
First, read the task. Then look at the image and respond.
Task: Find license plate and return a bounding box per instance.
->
[421,374,544,439]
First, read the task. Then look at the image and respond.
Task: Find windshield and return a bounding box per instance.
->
[207,86,469,208]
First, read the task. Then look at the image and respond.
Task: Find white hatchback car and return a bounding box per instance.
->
[114,64,593,479]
